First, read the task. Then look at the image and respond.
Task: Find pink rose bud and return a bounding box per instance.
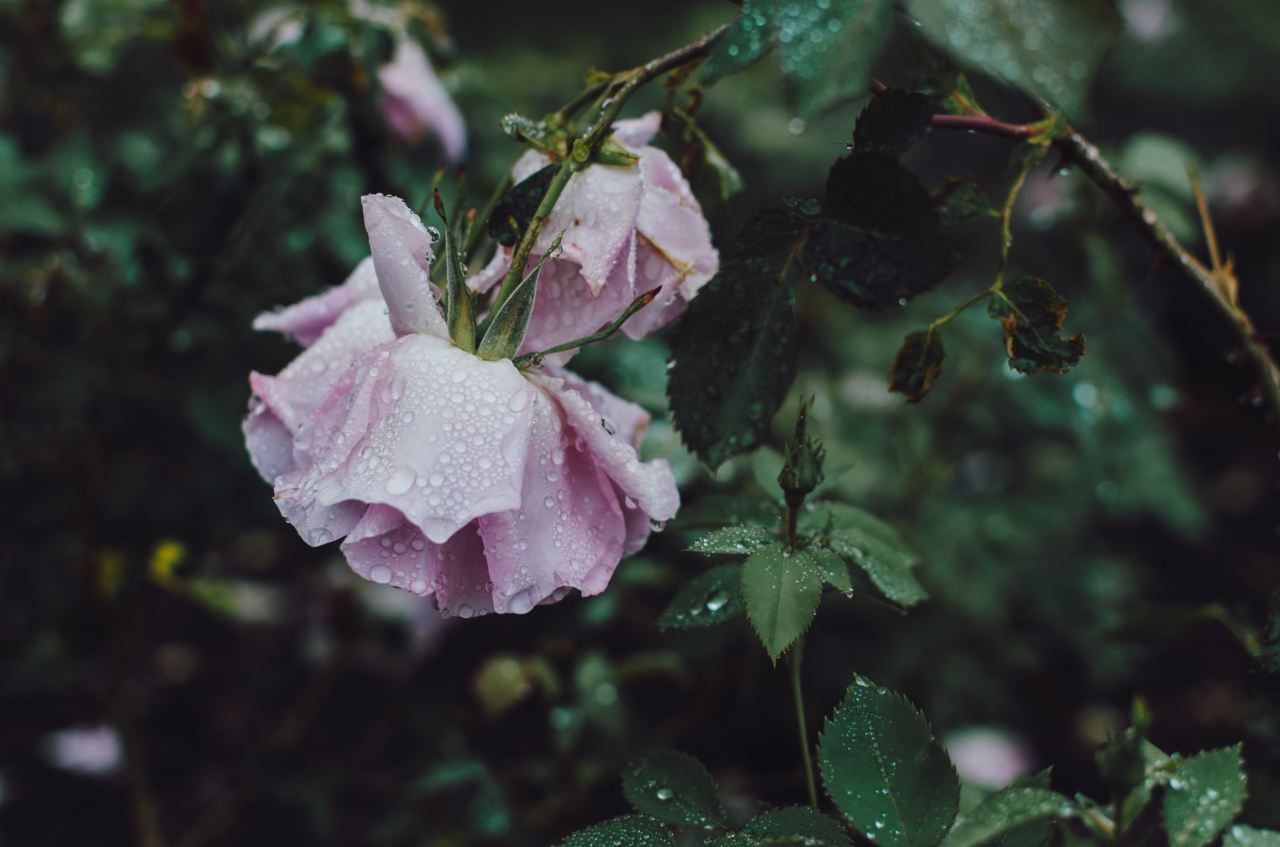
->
[378,37,467,164]
[245,194,678,616]
[471,111,719,364]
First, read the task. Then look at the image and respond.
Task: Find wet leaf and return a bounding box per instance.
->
[556,814,674,847]
[853,90,934,158]
[934,177,998,230]
[988,277,1085,374]
[1225,826,1280,847]
[889,329,946,403]
[1162,746,1247,847]
[741,542,823,662]
[667,211,802,469]
[818,676,959,847]
[905,0,1120,119]
[488,164,556,247]
[658,564,747,631]
[707,806,853,846]
[690,525,778,555]
[940,787,1073,847]
[702,0,895,116]
[622,749,728,829]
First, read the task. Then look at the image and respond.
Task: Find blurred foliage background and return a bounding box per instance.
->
[2,0,1279,844]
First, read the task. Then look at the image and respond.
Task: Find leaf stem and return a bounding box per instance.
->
[995,157,1034,289]
[787,637,820,810]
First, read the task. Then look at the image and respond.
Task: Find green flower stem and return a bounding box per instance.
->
[462,172,512,263]
[489,21,730,312]
[787,637,820,810]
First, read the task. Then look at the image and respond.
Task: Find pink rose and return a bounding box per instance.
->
[378,37,467,163]
[471,111,718,364]
[245,195,678,616]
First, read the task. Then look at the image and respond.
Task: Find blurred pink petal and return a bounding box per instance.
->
[943,727,1033,790]
[378,37,467,163]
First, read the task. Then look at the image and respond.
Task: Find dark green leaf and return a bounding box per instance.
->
[689,525,778,555]
[477,252,550,360]
[805,546,854,596]
[658,564,747,631]
[854,90,934,158]
[706,807,853,846]
[1162,746,1247,847]
[889,329,946,403]
[668,495,781,532]
[703,0,895,117]
[818,676,959,847]
[988,277,1085,374]
[621,749,728,829]
[556,814,674,847]
[667,212,802,469]
[488,164,555,247]
[905,0,1121,119]
[741,542,823,662]
[940,788,1072,847]
[933,177,998,230]
[803,503,927,607]
[1225,826,1280,847]
[806,154,955,309]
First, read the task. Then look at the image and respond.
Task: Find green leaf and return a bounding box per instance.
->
[477,249,556,360]
[667,212,802,469]
[1162,746,1247,847]
[988,277,1085,375]
[621,749,728,829]
[804,503,927,607]
[805,546,854,596]
[905,0,1121,119]
[689,525,778,555]
[933,177,998,230]
[708,807,853,846]
[433,192,477,353]
[889,329,946,403]
[940,788,1072,847]
[853,91,934,159]
[702,0,895,117]
[488,164,555,247]
[806,154,955,310]
[741,542,823,662]
[668,495,781,532]
[658,564,747,631]
[556,814,674,847]
[818,676,959,847]
[1225,826,1280,847]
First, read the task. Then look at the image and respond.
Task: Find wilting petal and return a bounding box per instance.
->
[244,398,296,482]
[477,387,626,613]
[362,194,449,339]
[253,257,382,347]
[536,373,678,522]
[634,148,719,298]
[378,37,467,163]
[611,111,663,148]
[551,368,650,447]
[432,523,494,617]
[341,504,437,594]
[281,333,536,545]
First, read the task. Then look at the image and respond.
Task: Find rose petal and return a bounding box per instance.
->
[361,194,450,339]
[477,387,626,613]
[253,257,382,347]
[612,111,663,148]
[378,37,467,163]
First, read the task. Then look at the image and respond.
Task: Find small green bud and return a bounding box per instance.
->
[778,396,824,498]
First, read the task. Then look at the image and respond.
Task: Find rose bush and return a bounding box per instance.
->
[245,195,678,616]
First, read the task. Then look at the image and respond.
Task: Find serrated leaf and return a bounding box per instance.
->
[827,530,928,607]
[818,676,959,847]
[889,329,946,403]
[988,277,1085,375]
[667,212,802,469]
[556,814,674,847]
[933,177,998,230]
[905,0,1120,120]
[488,163,555,247]
[703,0,895,117]
[622,749,728,829]
[1225,826,1280,847]
[741,542,822,662]
[690,525,778,556]
[1162,746,1247,847]
[658,564,747,631]
[940,788,1072,847]
[706,807,854,846]
[806,154,955,310]
[854,90,934,158]
[805,546,853,596]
